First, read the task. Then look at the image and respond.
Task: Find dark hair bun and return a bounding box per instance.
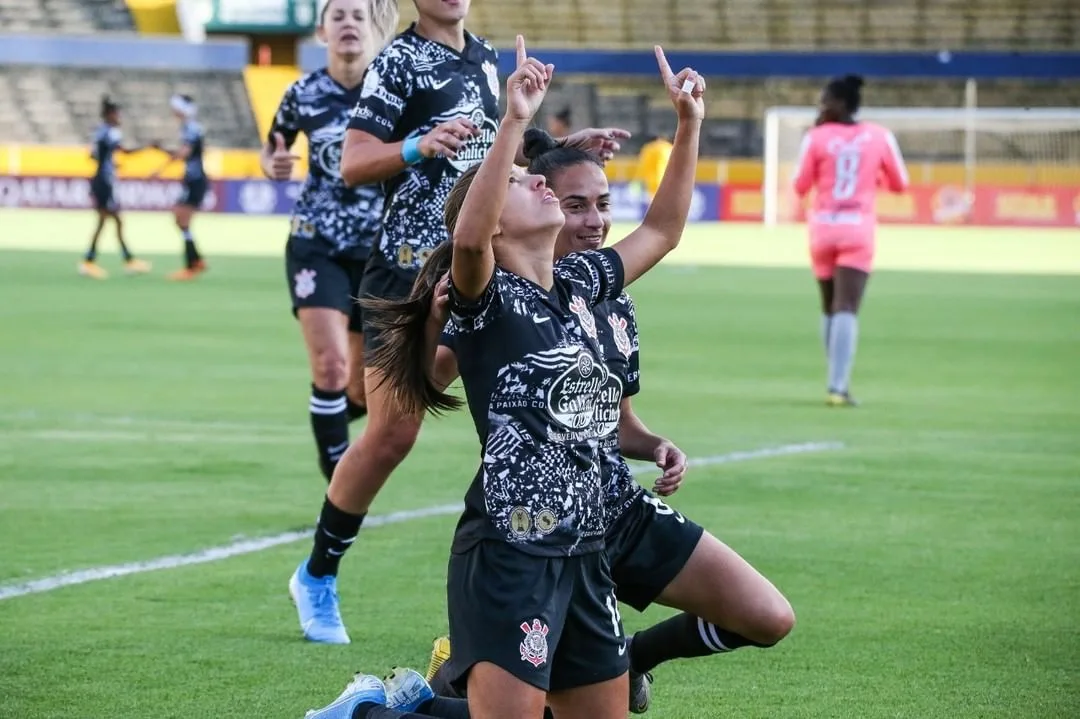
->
[522,128,559,161]
[843,74,865,90]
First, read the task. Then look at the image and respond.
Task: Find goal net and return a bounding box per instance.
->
[762,105,1080,225]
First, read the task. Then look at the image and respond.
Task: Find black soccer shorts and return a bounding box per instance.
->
[284,236,367,333]
[606,490,705,612]
[445,540,630,693]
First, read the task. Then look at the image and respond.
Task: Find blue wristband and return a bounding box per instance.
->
[401,136,423,165]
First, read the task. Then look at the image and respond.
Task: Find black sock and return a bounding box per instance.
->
[310,385,349,482]
[116,235,133,261]
[307,496,365,578]
[182,228,201,266]
[630,613,770,674]
[416,697,471,718]
[86,226,104,261]
[346,397,368,422]
[352,704,443,719]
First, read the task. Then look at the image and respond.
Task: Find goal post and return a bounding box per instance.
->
[761,105,1080,226]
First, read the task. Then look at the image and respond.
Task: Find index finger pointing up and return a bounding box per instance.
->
[516,34,527,68]
[654,45,674,83]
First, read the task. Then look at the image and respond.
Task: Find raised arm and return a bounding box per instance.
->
[609,46,705,287]
[450,35,553,300]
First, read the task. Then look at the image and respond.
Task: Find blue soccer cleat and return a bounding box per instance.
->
[384,667,435,712]
[304,674,386,719]
[289,560,351,644]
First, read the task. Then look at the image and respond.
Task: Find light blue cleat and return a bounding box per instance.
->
[289,560,351,644]
[304,674,386,719]
[384,667,435,712]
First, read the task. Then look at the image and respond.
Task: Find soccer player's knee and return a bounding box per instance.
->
[312,347,349,390]
[368,422,419,464]
[752,595,796,647]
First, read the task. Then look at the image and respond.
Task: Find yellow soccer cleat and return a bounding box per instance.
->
[77,260,108,279]
[124,258,152,275]
[425,636,451,682]
[826,391,859,407]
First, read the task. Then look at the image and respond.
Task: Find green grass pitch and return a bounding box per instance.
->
[0,209,1078,718]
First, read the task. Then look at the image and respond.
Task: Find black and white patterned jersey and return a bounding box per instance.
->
[270,69,383,259]
[91,124,121,183]
[592,292,645,523]
[346,25,500,277]
[447,249,626,557]
[179,120,205,182]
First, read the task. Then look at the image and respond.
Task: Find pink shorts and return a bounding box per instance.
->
[808,223,875,279]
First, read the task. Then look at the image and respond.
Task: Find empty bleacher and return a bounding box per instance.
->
[0,65,260,149]
[0,0,133,32]
[460,0,1078,50]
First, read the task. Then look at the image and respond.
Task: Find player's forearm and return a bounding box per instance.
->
[618,407,665,461]
[639,118,701,251]
[340,131,407,186]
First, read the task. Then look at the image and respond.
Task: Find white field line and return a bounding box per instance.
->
[0,441,843,601]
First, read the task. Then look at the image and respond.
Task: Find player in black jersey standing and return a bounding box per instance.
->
[78,96,152,280]
[291,0,629,646]
[151,94,210,281]
[365,37,705,719]
[261,0,398,486]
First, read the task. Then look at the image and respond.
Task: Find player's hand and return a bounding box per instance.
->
[655,46,705,121]
[418,118,479,160]
[651,439,687,496]
[430,272,451,326]
[562,127,632,163]
[268,132,301,181]
[505,35,553,123]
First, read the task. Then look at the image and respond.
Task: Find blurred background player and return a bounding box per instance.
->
[151,93,209,281]
[78,96,152,279]
[793,74,909,406]
[261,0,398,483]
[545,106,572,138]
[632,133,673,202]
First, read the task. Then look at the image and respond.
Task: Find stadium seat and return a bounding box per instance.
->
[0,65,259,149]
[0,0,133,32]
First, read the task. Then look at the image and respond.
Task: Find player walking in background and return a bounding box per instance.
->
[78,96,152,280]
[793,74,909,406]
[422,126,794,715]
[151,94,210,281]
[288,0,627,645]
[364,38,702,719]
[260,0,398,483]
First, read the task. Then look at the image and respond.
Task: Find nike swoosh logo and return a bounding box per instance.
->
[431,78,453,91]
[532,315,551,324]
[617,642,627,656]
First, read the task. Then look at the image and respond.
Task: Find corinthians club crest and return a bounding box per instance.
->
[519,619,549,667]
[607,313,632,358]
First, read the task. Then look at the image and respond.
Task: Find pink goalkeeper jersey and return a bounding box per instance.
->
[793,121,909,225]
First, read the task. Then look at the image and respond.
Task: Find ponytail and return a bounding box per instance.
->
[361,241,461,416]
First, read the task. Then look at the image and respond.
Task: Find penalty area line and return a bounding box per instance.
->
[0,440,843,602]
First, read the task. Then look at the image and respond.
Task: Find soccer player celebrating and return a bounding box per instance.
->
[289,0,627,646]
[365,37,703,719]
[150,94,210,281]
[78,96,152,279]
[793,74,909,406]
[261,0,398,482]
[417,125,794,715]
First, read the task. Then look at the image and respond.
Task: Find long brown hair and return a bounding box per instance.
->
[360,164,483,415]
[360,240,461,416]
